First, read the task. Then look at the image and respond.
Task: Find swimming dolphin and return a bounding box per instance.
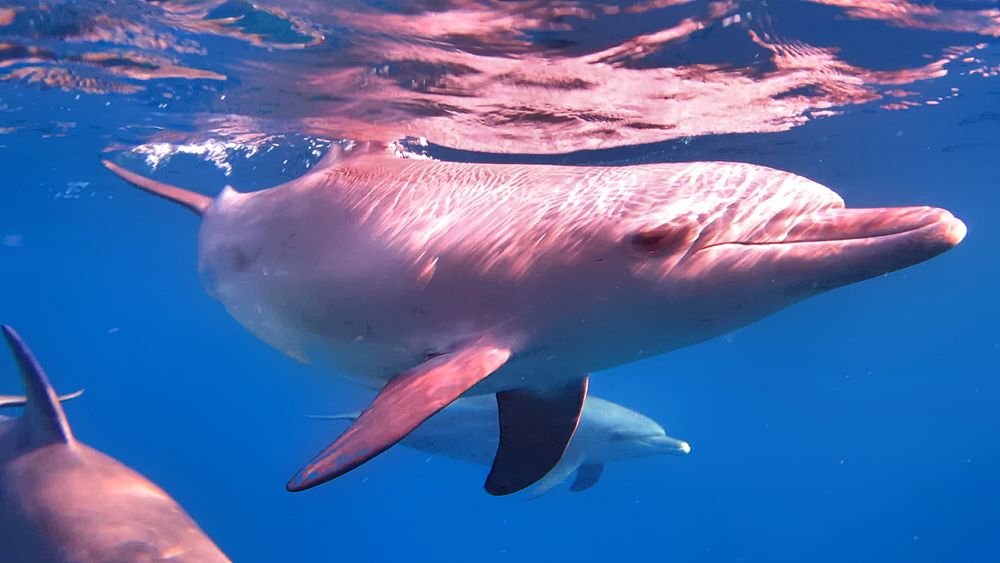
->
[0,326,230,563]
[310,394,690,496]
[102,141,966,495]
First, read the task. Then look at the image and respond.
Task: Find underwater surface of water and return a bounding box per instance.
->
[1,1,998,561]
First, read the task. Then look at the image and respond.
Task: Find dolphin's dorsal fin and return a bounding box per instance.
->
[2,326,75,445]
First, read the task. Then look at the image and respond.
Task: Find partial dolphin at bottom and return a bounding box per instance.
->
[0,326,230,563]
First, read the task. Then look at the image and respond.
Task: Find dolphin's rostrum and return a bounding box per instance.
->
[103,141,965,495]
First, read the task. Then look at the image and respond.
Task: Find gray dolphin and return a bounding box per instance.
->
[310,394,690,496]
[0,326,230,563]
[103,142,965,495]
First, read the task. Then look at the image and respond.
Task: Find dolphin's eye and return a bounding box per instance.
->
[628,224,691,258]
[230,249,253,272]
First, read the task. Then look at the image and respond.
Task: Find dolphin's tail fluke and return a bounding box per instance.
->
[102,160,213,216]
[1,326,76,445]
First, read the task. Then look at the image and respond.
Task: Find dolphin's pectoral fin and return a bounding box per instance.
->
[527,459,580,499]
[569,463,605,493]
[0,389,84,409]
[286,344,511,492]
[485,376,589,496]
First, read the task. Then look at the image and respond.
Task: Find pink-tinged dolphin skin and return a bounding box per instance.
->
[310,394,690,497]
[0,326,231,563]
[102,142,966,495]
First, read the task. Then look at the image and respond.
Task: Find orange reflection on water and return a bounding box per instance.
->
[1,1,995,153]
[807,0,1000,37]
[281,0,973,153]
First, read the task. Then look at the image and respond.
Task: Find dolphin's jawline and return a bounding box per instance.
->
[697,225,931,252]
[695,212,964,254]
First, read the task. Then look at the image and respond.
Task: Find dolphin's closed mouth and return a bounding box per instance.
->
[697,206,967,252]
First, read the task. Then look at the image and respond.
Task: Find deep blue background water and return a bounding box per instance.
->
[2,6,999,563]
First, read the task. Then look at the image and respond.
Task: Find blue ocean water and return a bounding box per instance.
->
[1,1,998,562]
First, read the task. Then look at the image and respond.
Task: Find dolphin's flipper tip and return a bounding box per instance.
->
[945,215,967,247]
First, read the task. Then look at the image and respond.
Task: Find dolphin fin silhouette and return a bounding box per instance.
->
[569,463,605,492]
[486,376,589,496]
[287,344,511,492]
[2,326,76,445]
[0,388,84,409]
[102,160,214,216]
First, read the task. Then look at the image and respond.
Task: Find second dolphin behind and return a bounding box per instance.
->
[311,394,690,497]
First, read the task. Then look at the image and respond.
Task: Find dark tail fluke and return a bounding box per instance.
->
[102,160,213,216]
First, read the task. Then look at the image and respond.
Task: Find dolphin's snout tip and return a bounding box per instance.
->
[679,441,691,454]
[941,213,967,247]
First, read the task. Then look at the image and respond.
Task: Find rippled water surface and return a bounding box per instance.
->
[1,1,998,561]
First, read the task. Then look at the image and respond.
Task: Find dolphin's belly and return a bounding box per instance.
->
[216,224,744,391]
